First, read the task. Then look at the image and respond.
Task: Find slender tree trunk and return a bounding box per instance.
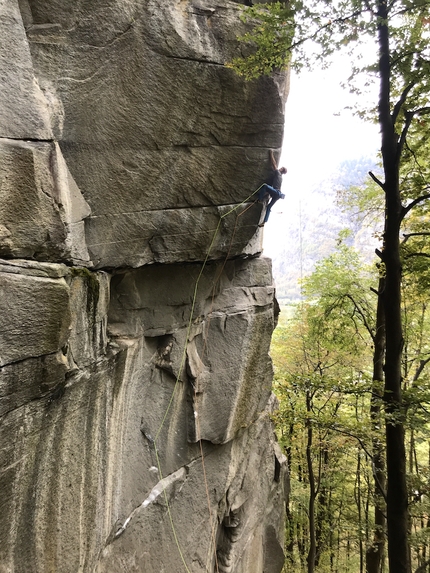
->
[356,449,364,573]
[297,506,307,569]
[409,430,415,571]
[306,391,316,573]
[427,443,430,573]
[285,422,295,564]
[377,2,410,572]
[285,504,295,565]
[329,488,335,573]
[297,453,307,569]
[315,447,329,566]
[367,278,386,573]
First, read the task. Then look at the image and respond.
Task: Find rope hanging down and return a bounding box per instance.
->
[150,185,265,573]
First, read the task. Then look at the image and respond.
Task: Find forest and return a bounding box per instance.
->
[272,225,430,572]
[229,1,430,572]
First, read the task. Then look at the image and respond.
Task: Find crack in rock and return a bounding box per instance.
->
[110,466,187,542]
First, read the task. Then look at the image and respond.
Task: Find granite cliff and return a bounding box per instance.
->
[0,1,289,572]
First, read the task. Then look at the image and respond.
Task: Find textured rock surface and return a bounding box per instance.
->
[25,0,287,268]
[0,1,289,572]
[0,0,52,139]
[0,139,91,263]
[0,258,286,573]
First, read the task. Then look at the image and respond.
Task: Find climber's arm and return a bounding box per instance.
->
[269,149,278,171]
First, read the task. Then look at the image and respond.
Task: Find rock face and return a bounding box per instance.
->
[0,1,289,572]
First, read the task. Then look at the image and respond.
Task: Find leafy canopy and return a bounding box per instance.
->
[228,0,430,113]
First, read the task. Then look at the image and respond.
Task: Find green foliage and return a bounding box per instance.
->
[337,171,384,231]
[400,132,430,291]
[228,0,430,129]
[272,243,376,570]
[301,238,375,345]
[390,9,430,121]
[226,2,294,79]
[272,304,376,571]
[272,233,430,572]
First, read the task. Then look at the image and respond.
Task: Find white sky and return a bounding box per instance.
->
[262,54,381,257]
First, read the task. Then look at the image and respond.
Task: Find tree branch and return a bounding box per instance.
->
[397,110,414,162]
[397,107,430,165]
[390,50,425,69]
[392,83,415,124]
[415,559,430,573]
[401,193,430,219]
[369,171,385,190]
[402,232,430,243]
[345,293,375,342]
[287,9,364,53]
[403,142,429,182]
[415,106,430,116]
[404,252,430,259]
[330,426,387,502]
[412,357,430,384]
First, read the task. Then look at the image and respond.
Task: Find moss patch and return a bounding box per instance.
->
[70,267,100,316]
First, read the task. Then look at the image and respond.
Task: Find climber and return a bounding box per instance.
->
[257,150,287,226]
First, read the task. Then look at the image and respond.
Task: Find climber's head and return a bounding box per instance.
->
[279,167,287,175]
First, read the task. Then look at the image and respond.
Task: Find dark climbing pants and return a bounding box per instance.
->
[258,184,284,224]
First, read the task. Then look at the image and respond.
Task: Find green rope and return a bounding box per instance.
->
[154,186,263,441]
[153,444,193,573]
[152,186,264,571]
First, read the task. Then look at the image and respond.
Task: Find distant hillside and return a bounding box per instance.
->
[271,156,380,301]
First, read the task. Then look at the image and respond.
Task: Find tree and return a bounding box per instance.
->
[273,242,378,572]
[231,3,430,571]
[273,237,430,573]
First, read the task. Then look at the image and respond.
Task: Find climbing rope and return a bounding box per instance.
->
[153,184,264,443]
[199,198,259,573]
[150,184,265,572]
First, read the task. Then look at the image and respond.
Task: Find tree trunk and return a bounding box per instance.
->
[329,488,335,573]
[285,422,296,564]
[377,2,410,572]
[306,391,316,573]
[366,278,386,573]
[356,449,364,573]
[315,447,329,566]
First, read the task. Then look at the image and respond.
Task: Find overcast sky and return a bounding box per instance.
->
[262,55,381,258]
